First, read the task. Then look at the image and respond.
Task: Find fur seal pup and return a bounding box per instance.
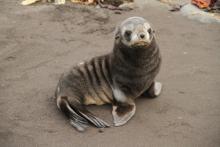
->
[55,16,162,132]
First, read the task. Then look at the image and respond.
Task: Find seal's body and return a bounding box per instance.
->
[55,17,162,132]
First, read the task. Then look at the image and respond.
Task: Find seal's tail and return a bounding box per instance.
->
[57,96,110,132]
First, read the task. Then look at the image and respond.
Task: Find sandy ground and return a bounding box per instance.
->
[0,1,220,147]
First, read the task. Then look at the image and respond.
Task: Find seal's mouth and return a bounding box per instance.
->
[131,41,150,47]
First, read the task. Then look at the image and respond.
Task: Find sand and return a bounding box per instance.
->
[0,1,220,147]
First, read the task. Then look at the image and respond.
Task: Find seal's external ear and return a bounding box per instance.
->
[114,26,120,40]
[151,25,155,34]
[152,29,155,34]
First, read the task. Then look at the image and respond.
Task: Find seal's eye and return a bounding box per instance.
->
[124,30,132,41]
[148,28,152,34]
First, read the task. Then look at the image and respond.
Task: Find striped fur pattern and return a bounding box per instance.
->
[57,55,114,106]
[112,37,161,99]
[55,17,161,132]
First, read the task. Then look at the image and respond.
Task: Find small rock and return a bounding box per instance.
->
[5,56,16,61]
[115,11,122,14]
[178,91,185,94]
[98,128,104,133]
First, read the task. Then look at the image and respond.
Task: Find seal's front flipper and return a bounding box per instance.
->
[112,102,136,127]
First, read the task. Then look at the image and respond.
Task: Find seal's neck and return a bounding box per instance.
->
[113,37,158,67]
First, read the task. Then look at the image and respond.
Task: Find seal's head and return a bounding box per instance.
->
[115,17,155,48]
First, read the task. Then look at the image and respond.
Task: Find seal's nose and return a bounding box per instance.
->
[139,33,145,39]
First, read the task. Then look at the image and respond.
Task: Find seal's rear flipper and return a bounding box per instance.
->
[141,81,162,98]
[57,96,110,131]
[148,81,162,98]
[58,97,89,132]
[78,109,110,128]
[112,102,136,126]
